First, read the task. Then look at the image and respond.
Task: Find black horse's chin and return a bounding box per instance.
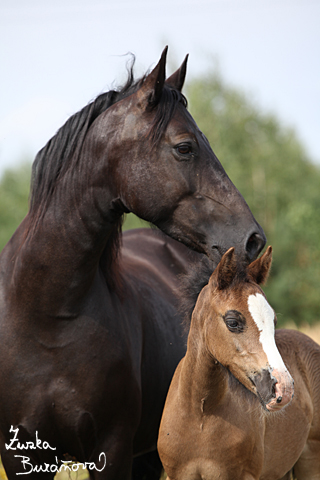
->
[206,245,224,267]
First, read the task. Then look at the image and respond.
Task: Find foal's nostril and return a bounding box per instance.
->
[271,378,277,398]
[245,232,266,261]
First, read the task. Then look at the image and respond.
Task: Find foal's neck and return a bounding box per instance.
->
[180,323,228,415]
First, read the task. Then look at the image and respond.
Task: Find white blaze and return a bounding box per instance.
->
[247,293,286,372]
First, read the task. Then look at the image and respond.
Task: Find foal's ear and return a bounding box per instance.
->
[247,246,273,285]
[166,54,189,92]
[210,247,237,290]
[137,46,167,107]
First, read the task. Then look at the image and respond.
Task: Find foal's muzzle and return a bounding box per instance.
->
[252,367,294,412]
[265,367,294,412]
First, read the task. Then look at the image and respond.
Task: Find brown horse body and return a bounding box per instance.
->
[0,49,265,480]
[158,248,320,479]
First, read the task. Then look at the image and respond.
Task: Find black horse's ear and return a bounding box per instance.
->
[166,54,188,91]
[137,46,167,107]
[247,246,272,285]
[210,247,237,291]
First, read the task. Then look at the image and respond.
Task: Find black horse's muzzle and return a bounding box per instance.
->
[245,231,266,262]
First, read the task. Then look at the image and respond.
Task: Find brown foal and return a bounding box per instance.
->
[158,247,320,479]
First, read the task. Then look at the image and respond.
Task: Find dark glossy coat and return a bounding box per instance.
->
[0,48,265,479]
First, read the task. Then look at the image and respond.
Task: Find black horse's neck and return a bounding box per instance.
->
[11,149,125,319]
[9,92,130,317]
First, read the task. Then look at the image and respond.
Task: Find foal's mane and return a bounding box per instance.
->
[26,58,187,290]
[179,257,250,328]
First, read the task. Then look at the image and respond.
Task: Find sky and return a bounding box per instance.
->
[1,0,320,178]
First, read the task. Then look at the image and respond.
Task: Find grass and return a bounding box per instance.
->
[0,460,89,480]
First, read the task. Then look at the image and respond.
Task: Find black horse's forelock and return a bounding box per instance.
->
[179,256,213,329]
[148,87,188,147]
[29,65,187,222]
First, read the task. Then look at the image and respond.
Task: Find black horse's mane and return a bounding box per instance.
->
[26,59,187,291]
[179,256,213,328]
[29,60,187,226]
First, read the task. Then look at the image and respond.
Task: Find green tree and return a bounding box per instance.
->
[0,163,31,251]
[187,70,320,325]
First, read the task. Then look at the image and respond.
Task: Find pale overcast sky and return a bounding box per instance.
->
[1,0,320,177]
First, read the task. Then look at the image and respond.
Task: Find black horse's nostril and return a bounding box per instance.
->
[246,232,266,261]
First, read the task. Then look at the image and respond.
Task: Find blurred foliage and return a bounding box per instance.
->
[0,163,31,251]
[1,68,320,326]
[186,70,320,326]
[122,212,149,231]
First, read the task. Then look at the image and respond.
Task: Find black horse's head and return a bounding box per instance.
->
[88,47,266,264]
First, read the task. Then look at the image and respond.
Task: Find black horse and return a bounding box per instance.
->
[0,47,265,479]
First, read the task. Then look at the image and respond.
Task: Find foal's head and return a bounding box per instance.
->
[194,247,294,411]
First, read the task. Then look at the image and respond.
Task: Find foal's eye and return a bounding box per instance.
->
[176,143,192,156]
[223,310,246,333]
[225,319,239,331]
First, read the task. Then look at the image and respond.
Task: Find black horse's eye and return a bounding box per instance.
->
[223,310,246,333]
[176,143,192,155]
